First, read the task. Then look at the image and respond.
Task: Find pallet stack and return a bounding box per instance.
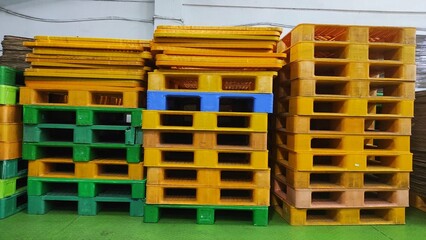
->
[20,36,150,216]
[271,24,416,225]
[0,66,27,219]
[142,26,286,225]
[410,90,426,211]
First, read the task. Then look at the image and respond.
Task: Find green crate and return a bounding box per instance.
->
[0,66,16,86]
[0,189,27,219]
[0,159,28,179]
[144,204,269,226]
[0,85,18,104]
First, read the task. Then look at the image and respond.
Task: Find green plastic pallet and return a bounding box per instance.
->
[0,66,16,86]
[27,177,146,199]
[23,105,143,127]
[0,85,18,104]
[0,189,27,219]
[23,124,143,145]
[0,159,28,179]
[0,174,27,198]
[144,204,269,226]
[22,142,142,163]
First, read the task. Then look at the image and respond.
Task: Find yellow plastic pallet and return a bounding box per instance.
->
[276,115,412,135]
[147,167,270,188]
[159,46,286,59]
[24,68,146,80]
[0,142,21,160]
[154,32,280,41]
[32,47,151,58]
[410,192,426,212]
[146,184,270,206]
[144,148,268,170]
[26,54,147,66]
[280,24,416,49]
[151,41,276,51]
[276,131,411,153]
[273,178,409,209]
[20,86,145,108]
[0,123,22,142]
[142,110,267,132]
[25,79,145,88]
[273,146,412,172]
[156,25,283,32]
[281,60,415,82]
[155,28,282,36]
[25,39,147,51]
[0,105,22,123]
[34,35,151,44]
[273,161,410,189]
[28,62,147,69]
[276,77,416,99]
[276,96,414,117]
[28,158,144,180]
[143,130,267,151]
[285,42,415,64]
[148,70,275,93]
[271,193,405,226]
[155,54,284,70]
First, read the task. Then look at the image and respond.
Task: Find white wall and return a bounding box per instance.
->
[1,0,426,52]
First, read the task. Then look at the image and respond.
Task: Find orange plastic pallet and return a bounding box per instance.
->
[144,148,268,170]
[28,158,144,180]
[271,193,405,226]
[273,178,409,209]
[276,96,414,117]
[0,142,21,160]
[276,131,411,153]
[410,191,426,212]
[146,184,270,206]
[0,105,22,123]
[147,167,270,188]
[143,130,267,151]
[275,76,415,99]
[276,115,412,135]
[20,86,145,108]
[148,70,275,93]
[0,123,22,142]
[273,161,410,189]
[273,146,412,172]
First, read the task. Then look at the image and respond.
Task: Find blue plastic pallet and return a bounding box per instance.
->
[0,159,28,179]
[147,91,273,113]
[0,190,27,219]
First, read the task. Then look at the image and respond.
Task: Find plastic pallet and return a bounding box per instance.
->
[27,177,146,199]
[151,41,276,51]
[32,47,151,59]
[0,123,22,142]
[0,159,28,179]
[276,77,415,99]
[273,146,412,172]
[273,178,409,209]
[0,190,27,219]
[273,161,410,189]
[22,142,142,163]
[23,124,142,145]
[0,105,22,123]
[146,184,269,206]
[280,60,415,82]
[142,110,267,132]
[144,148,268,170]
[285,42,415,64]
[0,142,21,160]
[144,204,268,226]
[276,131,411,153]
[20,86,145,108]
[280,24,416,47]
[0,66,17,86]
[147,167,270,188]
[147,91,273,113]
[26,54,149,66]
[271,193,405,226]
[410,192,426,212]
[148,70,275,93]
[0,85,19,105]
[28,158,144,180]
[27,195,145,216]
[276,96,414,117]
[158,46,286,59]
[143,130,267,151]
[0,174,27,198]
[276,115,412,135]
[23,105,143,127]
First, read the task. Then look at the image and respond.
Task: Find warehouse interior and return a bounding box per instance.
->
[1,1,426,240]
